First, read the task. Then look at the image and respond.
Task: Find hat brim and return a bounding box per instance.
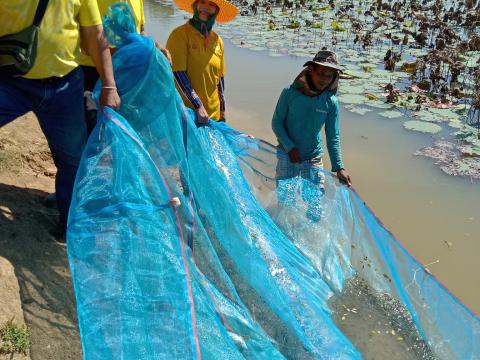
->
[303,60,343,73]
[173,0,238,23]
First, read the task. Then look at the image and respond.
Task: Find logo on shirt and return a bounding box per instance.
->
[316,109,328,114]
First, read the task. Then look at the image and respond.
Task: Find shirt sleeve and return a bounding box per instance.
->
[174,71,203,109]
[79,0,102,26]
[271,88,295,152]
[324,96,344,172]
[166,27,188,72]
[218,77,225,113]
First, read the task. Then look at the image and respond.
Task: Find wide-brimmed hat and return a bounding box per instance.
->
[303,50,343,73]
[174,0,238,23]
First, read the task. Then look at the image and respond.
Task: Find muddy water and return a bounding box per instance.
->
[143,0,479,316]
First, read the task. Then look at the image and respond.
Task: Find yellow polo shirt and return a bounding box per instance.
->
[166,22,226,121]
[81,0,146,66]
[0,0,102,79]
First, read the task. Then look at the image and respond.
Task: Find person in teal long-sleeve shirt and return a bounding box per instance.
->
[272,50,352,188]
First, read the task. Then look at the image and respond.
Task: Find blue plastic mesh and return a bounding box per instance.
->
[67,4,480,360]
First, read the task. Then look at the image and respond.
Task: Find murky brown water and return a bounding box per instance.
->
[143,0,480,317]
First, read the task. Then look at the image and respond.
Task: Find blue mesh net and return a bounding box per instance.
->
[67,4,480,359]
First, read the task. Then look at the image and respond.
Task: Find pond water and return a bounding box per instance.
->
[143,0,480,316]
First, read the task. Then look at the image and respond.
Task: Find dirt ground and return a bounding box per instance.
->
[0,113,82,360]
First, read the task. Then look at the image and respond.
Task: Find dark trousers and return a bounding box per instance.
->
[0,67,86,225]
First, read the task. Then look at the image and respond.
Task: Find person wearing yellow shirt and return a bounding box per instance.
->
[0,0,120,234]
[166,0,237,123]
[82,0,171,134]
[81,0,146,134]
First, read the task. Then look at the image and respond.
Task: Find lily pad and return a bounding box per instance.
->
[331,20,345,32]
[448,121,465,129]
[427,108,461,121]
[459,145,480,157]
[340,85,365,94]
[404,121,442,134]
[379,110,403,119]
[368,101,392,109]
[367,93,380,101]
[337,94,366,105]
[362,64,375,72]
[391,72,410,79]
[349,107,372,115]
[343,70,369,79]
[414,110,446,123]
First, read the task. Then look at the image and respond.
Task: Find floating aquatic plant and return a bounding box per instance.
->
[337,94,368,105]
[331,20,346,32]
[379,110,403,119]
[404,120,442,134]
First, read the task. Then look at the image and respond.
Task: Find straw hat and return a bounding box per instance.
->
[173,0,238,23]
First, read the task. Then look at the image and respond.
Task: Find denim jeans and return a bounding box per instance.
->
[0,67,87,225]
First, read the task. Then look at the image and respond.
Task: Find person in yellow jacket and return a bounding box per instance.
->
[0,0,120,234]
[167,0,238,123]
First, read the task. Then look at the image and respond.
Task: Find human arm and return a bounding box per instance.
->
[173,71,209,123]
[324,97,351,186]
[139,2,145,35]
[272,89,300,162]
[155,43,172,64]
[218,38,226,121]
[336,169,352,186]
[167,28,209,124]
[78,0,120,109]
[218,77,225,121]
[80,25,120,109]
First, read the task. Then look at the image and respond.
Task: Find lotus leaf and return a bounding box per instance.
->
[404,120,442,134]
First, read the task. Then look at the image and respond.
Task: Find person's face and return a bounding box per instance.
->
[309,65,336,91]
[196,0,218,21]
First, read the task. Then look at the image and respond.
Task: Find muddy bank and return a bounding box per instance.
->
[0,114,81,360]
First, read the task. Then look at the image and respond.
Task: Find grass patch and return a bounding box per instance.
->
[0,320,31,354]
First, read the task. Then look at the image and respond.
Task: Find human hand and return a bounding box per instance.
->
[336,169,352,187]
[99,87,121,109]
[155,42,172,64]
[288,148,301,163]
[195,106,210,124]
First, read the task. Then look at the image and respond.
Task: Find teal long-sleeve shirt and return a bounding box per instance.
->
[271,86,344,171]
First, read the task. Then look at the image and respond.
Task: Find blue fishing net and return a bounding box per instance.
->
[67,4,480,359]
